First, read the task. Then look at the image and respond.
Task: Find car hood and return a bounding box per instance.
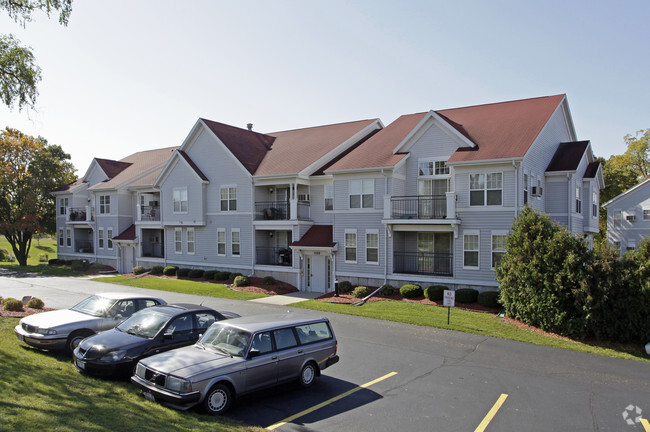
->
[78,329,148,358]
[141,345,237,377]
[21,309,98,329]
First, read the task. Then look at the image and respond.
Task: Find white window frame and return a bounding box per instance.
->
[344,229,357,263]
[643,209,650,220]
[98,228,104,249]
[217,228,226,256]
[324,184,334,211]
[523,173,529,205]
[592,190,598,218]
[187,228,195,255]
[58,228,64,246]
[66,228,71,247]
[107,228,113,250]
[99,195,110,214]
[365,229,379,265]
[231,228,240,257]
[418,159,450,177]
[463,230,480,270]
[173,188,188,214]
[613,240,621,255]
[349,179,374,209]
[575,186,582,214]
[614,210,622,227]
[491,231,508,270]
[220,185,237,212]
[470,173,502,206]
[60,197,68,215]
[174,228,182,254]
[626,239,636,251]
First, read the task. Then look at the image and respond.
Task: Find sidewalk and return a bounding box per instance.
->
[248,291,322,306]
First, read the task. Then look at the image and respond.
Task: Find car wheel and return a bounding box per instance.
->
[67,330,93,353]
[203,383,232,415]
[299,362,317,388]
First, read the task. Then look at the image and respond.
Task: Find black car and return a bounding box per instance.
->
[72,303,238,377]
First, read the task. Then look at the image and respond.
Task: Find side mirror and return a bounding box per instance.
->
[114,314,124,321]
[163,333,173,341]
[247,348,261,359]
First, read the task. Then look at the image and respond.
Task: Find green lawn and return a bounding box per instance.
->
[0,235,79,276]
[0,318,263,432]
[93,276,269,301]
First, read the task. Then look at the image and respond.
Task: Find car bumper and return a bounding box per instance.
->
[131,375,201,409]
[14,325,67,350]
[72,354,133,377]
[325,354,339,369]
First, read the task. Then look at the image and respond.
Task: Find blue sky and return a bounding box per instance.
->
[2,1,649,174]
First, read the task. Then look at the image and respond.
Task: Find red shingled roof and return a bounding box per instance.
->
[290,225,335,248]
[177,150,209,181]
[95,158,132,178]
[584,161,601,178]
[546,141,590,172]
[113,224,136,241]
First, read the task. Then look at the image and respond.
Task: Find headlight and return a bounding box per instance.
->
[37,328,57,335]
[166,376,192,393]
[135,362,146,378]
[99,350,127,362]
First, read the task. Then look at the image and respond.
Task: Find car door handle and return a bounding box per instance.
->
[298,350,303,354]
[271,356,278,360]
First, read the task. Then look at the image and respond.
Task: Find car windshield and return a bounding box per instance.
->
[116,310,169,338]
[69,295,116,317]
[200,324,250,357]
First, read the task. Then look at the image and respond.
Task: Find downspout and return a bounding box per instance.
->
[513,161,519,219]
[382,168,388,284]
[251,177,255,276]
[567,173,572,232]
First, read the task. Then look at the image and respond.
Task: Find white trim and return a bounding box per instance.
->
[98,227,104,249]
[393,111,476,154]
[220,185,238,212]
[174,228,182,254]
[463,230,480,270]
[231,228,241,257]
[344,229,357,264]
[172,187,189,214]
[349,179,375,209]
[186,227,195,255]
[217,228,226,256]
[365,229,379,265]
[107,227,113,250]
[469,172,503,207]
[490,230,508,270]
[603,177,650,208]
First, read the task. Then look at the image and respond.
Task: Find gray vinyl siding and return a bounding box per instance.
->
[160,159,205,225]
[606,181,650,252]
[333,212,385,277]
[454,163,515,210]
[545,179,568,214]
[309,184,334,224]
[87,166,108,185]
[333,174,385,211]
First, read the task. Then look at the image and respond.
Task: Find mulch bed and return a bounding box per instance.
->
[0,307,54,318]
[128,274,299,296]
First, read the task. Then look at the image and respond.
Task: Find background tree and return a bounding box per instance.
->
[0,0,72,110]
[0,127,75,265]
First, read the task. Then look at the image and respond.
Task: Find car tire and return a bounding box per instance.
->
[67,330,93,353]
[203,383,232,415]
[298,362,317,388]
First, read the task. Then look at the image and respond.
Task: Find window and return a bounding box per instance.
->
[324,184,333,211]
[614,210,622,227]
[575,187,582,214]
[345,229,357,263]
[435,161,449,176]
[366,230,379,264]
[99,195,110,214]
[626,240,636,251]
[187,228,195,255]
[58,229,64,246]
[173,188,188,213]
[523,174,528,204]
[470,173,502,206]
[349,179,374,209]
[59,198,68,215]
[217,228,226,256]
[613,241,621,255]
[592,191,598,218]
[220,186,237,211]
[491,234,507,269]
[643,209,650,220]
[174,228,182,254]
[273,328,298,350]
[418,160,450,176]
[107,228,113,250]
[231,229,240,257]
[66,228,71,247]
[463,232,479,268]
[98,229,104,249]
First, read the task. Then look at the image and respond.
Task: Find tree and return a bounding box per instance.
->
[0,127,75,265]
[0,0,72,110]
[601,128,650,203]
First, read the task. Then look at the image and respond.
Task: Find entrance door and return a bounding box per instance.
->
[305,254,327,293]
[121,245,134,274]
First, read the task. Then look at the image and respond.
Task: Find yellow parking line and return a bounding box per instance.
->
[474,393,508,432]
[266,371,398,431]
[641,418,650,431]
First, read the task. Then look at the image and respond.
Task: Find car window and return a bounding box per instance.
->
[117,310,169,338]
[143,299,160,308]
[70,295,115,317]
[196,312,217,330]
[273,328,298,350]
[251,331,273,354]
[295,322,332,344]
[165,315,193,336]
[201,325,250,356]
[113,300,136,318]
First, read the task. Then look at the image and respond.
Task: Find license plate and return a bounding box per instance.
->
[143,392,155,402]
[17,334,24,341]
[76,360,85,370]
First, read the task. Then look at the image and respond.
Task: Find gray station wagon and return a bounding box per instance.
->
[131,312,339,415]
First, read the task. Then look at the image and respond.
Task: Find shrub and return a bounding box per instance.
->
[48,258,60,265]
[263,276,277,286]
[70,259,89,272]
[234,275,250,287]
[203,270,217,280]
[352,286,370,298]
[26,298,45,309]
[337,281,353,294]
[400,284,423,299]
[455,288,479,303]
[215,271,231,281]
[379,283,395,296]
[0,249,10,261]
[39,254,48,263]
[3,298,24,312]
[424,285,446,301]
[228,272,243,282]
[151,265,164,275]
[132,266,147,275]
[163,266,177,276]
[188,269,204,279]
[477,291,500,308]
[278,285,290,291]
[176,268,191,277]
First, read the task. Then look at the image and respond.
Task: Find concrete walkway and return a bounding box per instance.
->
[248,291,323,305]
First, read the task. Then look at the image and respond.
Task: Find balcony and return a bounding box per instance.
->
[138,205,161,222]
[256,247,293,266]
[254,201,310,221]
[67,207,94,222]
[393,251,453,276]
[389,195,447,219]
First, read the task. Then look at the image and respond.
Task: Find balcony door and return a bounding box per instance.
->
[418,179,449,218]
[417,232,452,274]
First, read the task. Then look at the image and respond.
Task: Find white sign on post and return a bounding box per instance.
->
[443,290,455,307]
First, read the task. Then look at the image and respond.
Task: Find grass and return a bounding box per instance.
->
[291,300,650,362]
[0,318,264,432]
[0,235,79,276]
[93,276,269,301]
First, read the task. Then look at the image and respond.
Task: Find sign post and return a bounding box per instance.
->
[443,290,455,325]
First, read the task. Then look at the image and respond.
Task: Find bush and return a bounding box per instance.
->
[400,284,423,299]
[163,266,177,276]
[337,281,353,294]
[188,269,204,279]
[38,254,48,263]
[203,270,217,280]
[132,266,147,275]
[477,291,500,308]
[455,288,479,303]
[26,298,45,309]
[0,249,10,261]
[176,268,191,277]
[70,259,89,272]
[150,265,164,275]
[234,275,250,287]
[263,276,277,286]
[424,285,446,301]
[3,298,23,312]
[352,286,371,298]
[215,271,231,281]
[228,272,243,282]
[278,285,290,291]
[48,258,60,265]
[379,283,395,296]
